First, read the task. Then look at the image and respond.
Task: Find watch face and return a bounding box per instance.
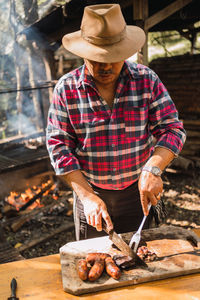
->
[152,166,160,175]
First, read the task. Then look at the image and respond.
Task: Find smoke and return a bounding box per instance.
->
[0,2,12,56]
[7,113,36,135]
[0,1,53,140]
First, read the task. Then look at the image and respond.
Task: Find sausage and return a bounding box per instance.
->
[86,253,111,265]
[77,259,89,281]
[105,256,121,280]
[88,259,105,282]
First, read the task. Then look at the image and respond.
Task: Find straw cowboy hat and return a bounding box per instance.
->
[62,3,146,63]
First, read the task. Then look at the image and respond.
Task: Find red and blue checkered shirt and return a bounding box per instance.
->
[46,61,186,190]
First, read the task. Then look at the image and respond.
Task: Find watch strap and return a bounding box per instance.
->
[142,166,162,176]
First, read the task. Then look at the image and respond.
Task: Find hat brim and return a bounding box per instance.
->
[62,26,145,63]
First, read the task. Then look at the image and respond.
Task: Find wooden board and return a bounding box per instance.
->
[60,225,200,296]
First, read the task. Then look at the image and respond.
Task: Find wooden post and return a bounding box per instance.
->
[133,0,149,65]
[27,44,42,131]
[42,49,55,126]
[132,0,193,65]
[9,0,23,135]
[57,55,64,78]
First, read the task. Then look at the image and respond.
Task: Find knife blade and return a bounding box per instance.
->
[102,222,147,267]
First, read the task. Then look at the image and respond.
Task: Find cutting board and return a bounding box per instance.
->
[59,225,200,295]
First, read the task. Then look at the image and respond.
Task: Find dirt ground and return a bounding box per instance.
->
[162,168,200,229]
[2,165,200,261]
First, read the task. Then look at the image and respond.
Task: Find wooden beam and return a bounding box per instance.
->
[144,0,193,31]
[133,0,149,65]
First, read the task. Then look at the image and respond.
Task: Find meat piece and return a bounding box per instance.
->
[77,259,89,281]
[86,252,111,265]
[146,253,157,262]
[137,246,157,262]
[113,255,136,269]
[105,256,121,279]
[88,259,105,282]
[113,246,157,269]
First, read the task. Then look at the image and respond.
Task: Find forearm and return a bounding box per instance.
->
[60,170,113,231]
[60,170,95,203]
[139,146,175,215]
[144,146,175,171]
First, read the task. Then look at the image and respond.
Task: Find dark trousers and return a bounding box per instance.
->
[73,181,153,240]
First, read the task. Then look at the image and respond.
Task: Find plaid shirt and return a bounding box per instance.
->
[46,61,186,190]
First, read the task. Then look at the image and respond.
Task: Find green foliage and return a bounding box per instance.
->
[148,30,200,62]
[37,0,65,5]
[37,0,48,5]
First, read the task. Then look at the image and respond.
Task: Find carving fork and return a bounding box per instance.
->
[129,203,152,252]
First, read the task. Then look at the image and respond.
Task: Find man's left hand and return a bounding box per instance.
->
[138,170,163,216]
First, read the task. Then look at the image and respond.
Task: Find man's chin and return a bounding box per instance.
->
[98,74,114,83]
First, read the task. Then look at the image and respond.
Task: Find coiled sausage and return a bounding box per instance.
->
[77,259,89,281]
[88,259,105,282]
[105,256,121,279]
[86,252,111,265]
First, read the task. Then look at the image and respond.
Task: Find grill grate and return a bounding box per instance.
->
[0,146,49,172]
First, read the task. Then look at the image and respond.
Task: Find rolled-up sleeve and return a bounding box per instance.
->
[149,71,186,156]
[46,82,80,175]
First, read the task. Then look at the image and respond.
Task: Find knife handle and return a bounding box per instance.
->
[102,220,108,233]
[11,278,17,297]
[8,278,19,300]
[102,220,112,234]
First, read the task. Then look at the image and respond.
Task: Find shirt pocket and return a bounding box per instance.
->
[75,111,107,153]
[83,115,105,127]
[124,105,148,141]
[81,111,107,131]
[73,110,106,131]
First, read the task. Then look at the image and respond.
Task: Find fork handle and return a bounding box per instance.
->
[137,215,147,234]
[129,203,151,249]
[138,203,152,232]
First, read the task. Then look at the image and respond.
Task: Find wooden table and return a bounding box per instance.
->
[1,229,200,300]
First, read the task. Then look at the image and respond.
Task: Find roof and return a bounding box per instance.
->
[21,0,200,49]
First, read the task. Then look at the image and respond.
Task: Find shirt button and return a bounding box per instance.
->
[113,168,116,171]
[112,144,115,148]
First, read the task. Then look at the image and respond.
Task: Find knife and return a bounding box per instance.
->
[102,222,147,267]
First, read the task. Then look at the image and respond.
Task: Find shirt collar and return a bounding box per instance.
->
[122,61,137,80]
[77,64,96,89]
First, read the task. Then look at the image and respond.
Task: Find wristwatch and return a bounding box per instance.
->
[142,166,162,176]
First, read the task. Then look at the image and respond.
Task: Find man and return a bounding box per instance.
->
[46,4,186,240]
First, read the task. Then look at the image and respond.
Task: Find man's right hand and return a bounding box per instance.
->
[82,194,113,232]
[61,170,113,233]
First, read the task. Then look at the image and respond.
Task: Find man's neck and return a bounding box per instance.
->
[94,79,117,90]
[94,80,117,109]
